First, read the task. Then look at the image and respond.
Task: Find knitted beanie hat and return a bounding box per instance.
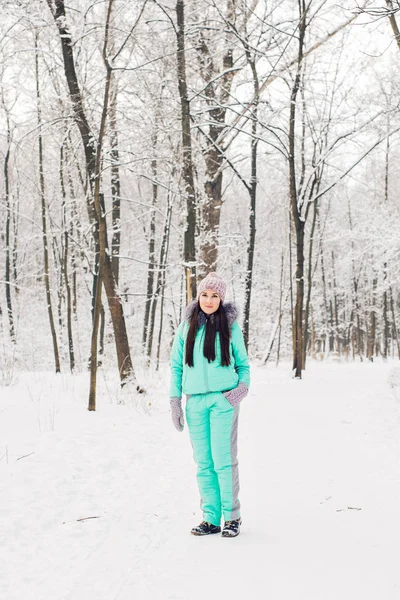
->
[197,272,227,303]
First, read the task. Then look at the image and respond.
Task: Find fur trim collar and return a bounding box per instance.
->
[185,300,238,329]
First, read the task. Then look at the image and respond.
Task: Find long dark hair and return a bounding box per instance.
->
[185,301,231,367]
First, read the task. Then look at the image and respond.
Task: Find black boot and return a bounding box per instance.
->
[191,521,221,536]
[222,518,242,538]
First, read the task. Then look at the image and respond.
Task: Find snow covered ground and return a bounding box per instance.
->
[1,360,400,600]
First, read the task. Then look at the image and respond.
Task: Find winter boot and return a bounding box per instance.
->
[191,521,221,536]
[221,518,242,538]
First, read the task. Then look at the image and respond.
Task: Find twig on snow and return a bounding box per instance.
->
[17,452,35,461]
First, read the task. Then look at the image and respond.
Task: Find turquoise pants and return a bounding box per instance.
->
[186,391,240,526]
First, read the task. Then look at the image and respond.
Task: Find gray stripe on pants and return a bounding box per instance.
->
[230,405,241,520]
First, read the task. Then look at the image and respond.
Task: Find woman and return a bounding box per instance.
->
[169,272,250,538]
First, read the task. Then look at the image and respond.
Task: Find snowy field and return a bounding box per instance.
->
[1,360,400,600]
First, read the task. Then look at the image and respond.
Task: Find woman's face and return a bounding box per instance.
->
[199,289,221,315]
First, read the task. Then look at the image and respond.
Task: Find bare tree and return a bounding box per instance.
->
[289,1,307,378]
[35,31,61,374]
[2,94,15,343]
[60,144,75,372]
[142,129,158,354]
[109,82,121,285]
[194,0,238,275]
[176,0,197,302]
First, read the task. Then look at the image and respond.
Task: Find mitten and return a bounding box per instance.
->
[170,397,184,432]
[223,382,248,407]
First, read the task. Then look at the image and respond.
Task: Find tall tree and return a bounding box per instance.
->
[176,0,197,302]
[2,96,15,343]
[60,144,75,372]
[109,82,121,286]
[289,0,307,378]
[195,0,237,275]
[35,32,61,374]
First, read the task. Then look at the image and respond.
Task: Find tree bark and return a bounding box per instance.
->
[386,0,400,51]
[331,250,341,354]
[143,129,158,353]
[12,181,19,292]
[3,108,15,343]
[156,192,174,370]
[242,51,259,350]
[389,285,400,359]
[289,1,306,378]
[382,116,390,359]
[303,191,318,368]
[110,83,121,285]
[176,0,197,302]
[276,250,286,367]
[317,208,330,355]
[148,187,174,363]
[89,0,115,410]
[60,145,75,372]
[367,274,377,361]
[196,0,236,275]
[383,262,389,360]
[348,199,363,360]
[35,32,61,374]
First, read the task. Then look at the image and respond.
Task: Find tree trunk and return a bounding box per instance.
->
[331,250,341,354]
[348,199,363,360]
[60,145,75,372]
[382,117,390,359]
[303,191,318,368]
[367,274,377,361]
[389,285,400,359]
[99,304,106,360]
[243,56,259,350]
[386,0,400,52]
[317,209,330,355]
[143,130,158,353]
[148,188,173,363]
[89,0,116,410]
[35,32,61,374]
[156,193,174,370]
[276,250,286,367]
[12,180,19,291]
[196,1,236,275]
[383,262,389,360]
[176,0,197,302]
[88,250,104,411]
[65,142,82,317]
[3,109,15,343]
[289,209,295,356]
[110,83,121,285]
[50,229,63,330]
[289,1,306,379]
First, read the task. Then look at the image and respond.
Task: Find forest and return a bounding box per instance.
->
[1,0,400,404]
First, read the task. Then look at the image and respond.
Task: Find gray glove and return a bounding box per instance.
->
[223,382,248,407]
[170,397,184,432]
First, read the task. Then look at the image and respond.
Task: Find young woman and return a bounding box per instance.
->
[169,272,250,538]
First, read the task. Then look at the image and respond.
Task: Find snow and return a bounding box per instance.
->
[1,361,400,599]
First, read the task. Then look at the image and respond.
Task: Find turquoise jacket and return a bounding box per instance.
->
[170,302,250,398]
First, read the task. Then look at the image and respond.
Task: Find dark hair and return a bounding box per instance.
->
[185,301,231,367]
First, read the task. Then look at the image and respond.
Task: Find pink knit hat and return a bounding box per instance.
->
[197,272,226,303]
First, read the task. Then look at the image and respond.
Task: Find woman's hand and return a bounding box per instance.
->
[223,382,248,407]
[170,397,184,432]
